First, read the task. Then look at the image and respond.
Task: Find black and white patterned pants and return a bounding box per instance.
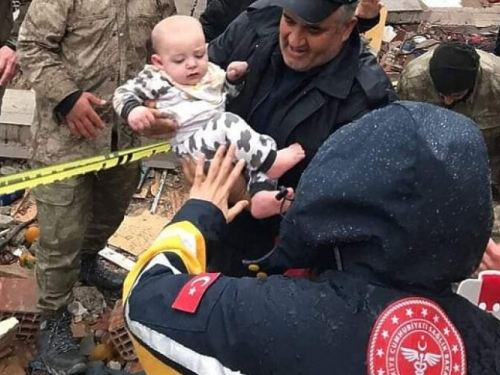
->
[174,112,277,195]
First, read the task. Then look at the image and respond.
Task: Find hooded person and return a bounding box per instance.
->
[122,102,500,375]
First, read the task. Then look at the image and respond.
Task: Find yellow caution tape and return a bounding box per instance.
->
[0,142,171,195]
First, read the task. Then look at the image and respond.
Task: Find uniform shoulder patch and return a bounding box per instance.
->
[172,273,221,314]
[367,297,466,375]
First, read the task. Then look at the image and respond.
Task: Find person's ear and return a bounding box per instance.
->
[151,54,163,69]
[341,17,358,43]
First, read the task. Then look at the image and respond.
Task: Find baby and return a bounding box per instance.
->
[113,15,305,218]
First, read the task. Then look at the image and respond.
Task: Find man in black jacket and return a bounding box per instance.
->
[203,0,395,276]
[201,0,383,42]
[124,102,500,375]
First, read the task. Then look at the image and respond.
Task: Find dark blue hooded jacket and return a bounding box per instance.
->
[125,102,500,375]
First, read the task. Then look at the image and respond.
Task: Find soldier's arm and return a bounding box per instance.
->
[17,0,79,105]
[6,0,32,50]
[395,75,410,100]
[113,66,172,120]
[158,0,177,18]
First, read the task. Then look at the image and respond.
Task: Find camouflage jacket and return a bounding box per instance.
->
[18,0,176,165]
[0,0,30,49]
[397,49,500,185]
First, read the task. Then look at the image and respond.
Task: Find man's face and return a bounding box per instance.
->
[437,89,470,108]
[279,9,357,72]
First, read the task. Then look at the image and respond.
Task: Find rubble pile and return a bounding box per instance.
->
[378,21,498,78]
[0,160,190,374]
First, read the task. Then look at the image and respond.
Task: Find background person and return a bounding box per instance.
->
[17,1,177,373]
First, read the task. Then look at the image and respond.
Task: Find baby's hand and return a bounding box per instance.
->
[227,61,249,82]
[128,106,155,132]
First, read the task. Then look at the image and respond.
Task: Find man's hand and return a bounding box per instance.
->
[128,106,155,132]
[65,92,106,139]
[226,61,248,82]
[479,238,500,271]
[0,46,18,87]
[189,145,249,223]
[182,154,250,204]
[355,0,383,19]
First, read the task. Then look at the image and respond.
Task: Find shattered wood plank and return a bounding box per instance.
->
[365,7,389,53]
[98,247,135,271]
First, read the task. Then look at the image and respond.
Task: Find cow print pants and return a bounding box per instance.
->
[173,112,277,196]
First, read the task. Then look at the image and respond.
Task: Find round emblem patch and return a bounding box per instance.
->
[367,297,466,375]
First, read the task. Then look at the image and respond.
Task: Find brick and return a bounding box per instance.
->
[0,264,33,280]
[70,321,88,339]
[0,278,38,314]
[108,300,136,361]
[0,278,40,342]
[89,311,111,332]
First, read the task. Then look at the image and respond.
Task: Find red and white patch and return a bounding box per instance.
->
[367,297,466,375]
[457,270,500,320]
[172,273,221,314]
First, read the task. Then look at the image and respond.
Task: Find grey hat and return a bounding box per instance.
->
[272,0,358,24]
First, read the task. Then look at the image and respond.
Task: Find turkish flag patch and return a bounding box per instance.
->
[172,273,221,314]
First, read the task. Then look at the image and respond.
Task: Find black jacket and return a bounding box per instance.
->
[201,0,381,42]
[207,1,396,275]
[125,102,500,375]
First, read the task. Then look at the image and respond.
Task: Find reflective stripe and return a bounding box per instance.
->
[155,228,198,259]
[129,253,183,295]
[124,303,246,375]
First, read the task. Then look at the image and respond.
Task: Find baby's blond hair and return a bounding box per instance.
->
[152,15,205,53]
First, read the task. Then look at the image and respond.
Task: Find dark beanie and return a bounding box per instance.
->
[429,42,480,95]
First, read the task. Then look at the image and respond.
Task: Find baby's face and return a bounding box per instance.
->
[156,30,209,86]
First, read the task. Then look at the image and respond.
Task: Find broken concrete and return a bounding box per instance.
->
[73,287,106,316]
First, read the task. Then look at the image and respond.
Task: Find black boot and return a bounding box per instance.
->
[37,311,86,375]
[79,255,125,292]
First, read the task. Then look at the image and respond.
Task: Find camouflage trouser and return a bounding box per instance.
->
[31,163,140,313]
[174,112,277,195]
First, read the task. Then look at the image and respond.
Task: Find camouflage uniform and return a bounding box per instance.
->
[397,49,500,241]
[0,0,31,112]
[18,0,176,313]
